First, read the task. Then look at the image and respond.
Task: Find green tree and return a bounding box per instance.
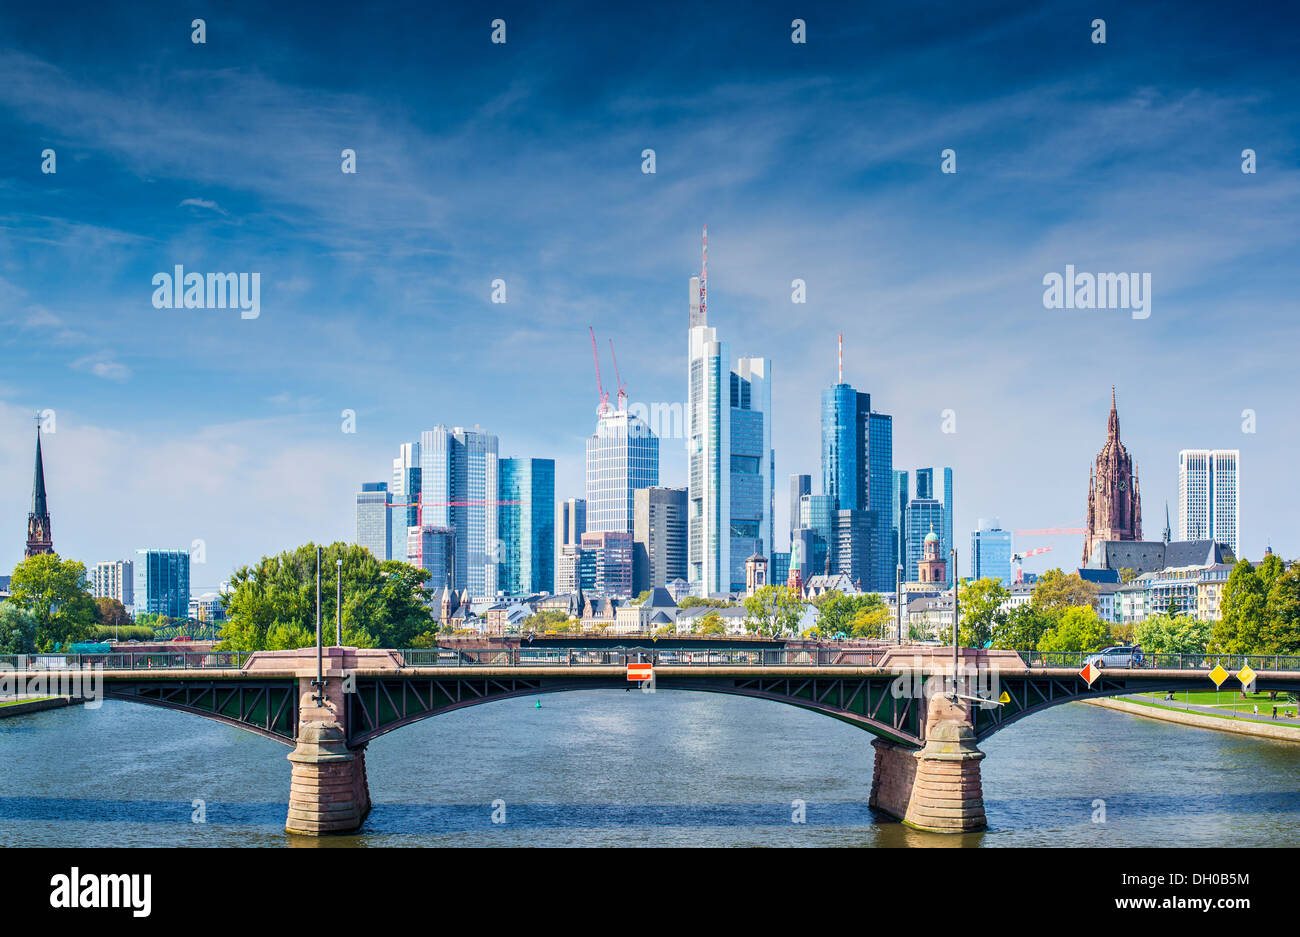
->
[218,543,433,651]
[1037,606,1111,653]
[1262,561,1300,654]
[958,577,1009,648]
[743,585,804,637]
[93,597,132,633]
[847,594,891,639]
[1119,567,1137,584]
[991,604,1051,651]
[7,553,98,651]
[1212,560,1265,654]
[1031,568,1099,612]
[1135,612,1211,655]
[813,590,888,638]
[0,603,38,654]
[522,609,572,632]
[678,596,735,610]
[696,611,725,635]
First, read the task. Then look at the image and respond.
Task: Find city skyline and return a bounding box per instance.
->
[2,0,1296,585]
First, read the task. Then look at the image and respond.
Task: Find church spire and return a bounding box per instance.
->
[1108,386,1119,438]
[25,422,53,558]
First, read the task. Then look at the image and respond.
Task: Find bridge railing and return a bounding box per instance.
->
[0,651,255,671]
[1015,650,1300,672]
[398,647,891,668]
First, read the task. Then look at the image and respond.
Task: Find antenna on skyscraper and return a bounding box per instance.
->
[838,333,843,384]
[700,225,708,322]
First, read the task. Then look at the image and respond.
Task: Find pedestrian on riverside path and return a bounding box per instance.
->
[1273,705,1278,719]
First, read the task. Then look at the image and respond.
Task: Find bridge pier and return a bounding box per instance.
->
[242,649,404,836]
[869,694,986,833]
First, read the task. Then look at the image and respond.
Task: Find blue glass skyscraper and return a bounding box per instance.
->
[819,373,893,591]
[499,457,556,595]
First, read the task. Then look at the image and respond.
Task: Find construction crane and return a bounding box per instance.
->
[589,326,610,416]
[1014,526,1086,536]
[608,338,628,412]
[1011,546,1052,584]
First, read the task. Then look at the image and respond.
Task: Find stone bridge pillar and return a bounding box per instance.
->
[869,692,986,833]
[243,647,403,836]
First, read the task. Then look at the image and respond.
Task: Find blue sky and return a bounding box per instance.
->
[1,0,1298,588]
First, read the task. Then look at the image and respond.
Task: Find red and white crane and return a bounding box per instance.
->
[589,326,610,416]
[1011,546,1052,584]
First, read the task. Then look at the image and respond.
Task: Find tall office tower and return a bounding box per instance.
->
[561,498,587,547]
[92,560,134,607]
[1082,389,1142,565]
[355,482,392,561]
[407,525,455,589]
[971,519,1013,587]
[902,466,955,586]
[686,231,774,593]
[134,549,190,619]
[633,486,688,593]
[499,458,556,595]
[1178,449,1239,556]
[578,530,634,597]
[789,474,811,550]
[799,493,835,577]
[420,425,500,598]
[557,497,587,592]
[892,470,909,576]
[390,441,422,560]
[586,408,659,534]
[833,509,872,587]
[819,344,894,591]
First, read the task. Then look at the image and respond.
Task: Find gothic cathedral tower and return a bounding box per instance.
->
[1082,389,1141,565]
[25,425,54,558]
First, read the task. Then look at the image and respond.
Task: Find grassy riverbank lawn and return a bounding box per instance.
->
[0,696,56,707]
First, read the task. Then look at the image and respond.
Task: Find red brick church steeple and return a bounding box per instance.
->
[25,423,53,558]
[1083,388,1141,564]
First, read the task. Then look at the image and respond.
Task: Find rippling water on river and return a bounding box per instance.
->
[2,692,1297,846]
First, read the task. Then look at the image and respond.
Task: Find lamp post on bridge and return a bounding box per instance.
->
[951,548,959,701]
[335,558,343,646]
[896,563,904,645]
[312,545,324,704]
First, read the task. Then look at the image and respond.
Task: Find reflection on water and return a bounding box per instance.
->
[2,691,1297,847]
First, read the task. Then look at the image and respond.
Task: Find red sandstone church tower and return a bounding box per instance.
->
[1082,389,1142,565]
[25,424,53,558]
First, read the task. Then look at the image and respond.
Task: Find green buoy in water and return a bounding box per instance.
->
[535,699,542,708]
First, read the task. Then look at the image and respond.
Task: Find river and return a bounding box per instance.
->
[2,691,1297,846]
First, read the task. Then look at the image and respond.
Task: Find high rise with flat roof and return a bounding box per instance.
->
[971,520,1013,587]
[420,425,499,598]
[355,482,392,561]
[499,457,555,595]
[633,486,688,593]
[134,549,190,619]
[92,560,134,608]
[1179,449,1239,556]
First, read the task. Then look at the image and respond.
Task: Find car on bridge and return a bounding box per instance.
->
[1084,645,1145,669]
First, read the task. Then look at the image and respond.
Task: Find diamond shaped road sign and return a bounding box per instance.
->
[1237,664,1257,689]
[1079,662,1100,686]
[1209,664,1229,687]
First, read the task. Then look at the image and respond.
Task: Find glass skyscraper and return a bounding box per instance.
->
[355,482,392,561]
[420,425,499,598]
[971,521,1013,586]
[902,466,955,586]
[687,268,773,594]
[134,549,191,619]
[585,409,658,534]
[819,381,893,591]
[407,525,455,589]
[499,457,556,595]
